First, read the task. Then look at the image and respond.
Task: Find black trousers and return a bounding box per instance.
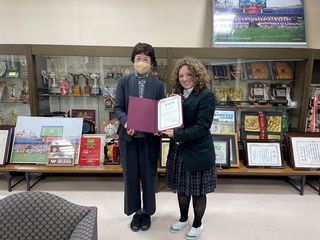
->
[119,137,158,216]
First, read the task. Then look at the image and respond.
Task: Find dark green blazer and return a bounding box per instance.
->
[173,88,216,172]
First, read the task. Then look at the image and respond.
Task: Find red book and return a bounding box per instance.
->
[79,137,101,166]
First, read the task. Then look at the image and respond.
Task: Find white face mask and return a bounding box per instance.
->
[134,61,151,75]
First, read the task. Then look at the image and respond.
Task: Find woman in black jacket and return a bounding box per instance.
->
[162,57,216,240]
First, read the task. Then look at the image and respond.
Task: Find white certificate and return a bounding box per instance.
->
[247,142,282,167]
[0,130,9,165]
[291,137,320,168]
[158,95,183,131]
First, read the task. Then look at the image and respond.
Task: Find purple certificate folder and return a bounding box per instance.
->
[127,96,158,133]
[127,95,183,133]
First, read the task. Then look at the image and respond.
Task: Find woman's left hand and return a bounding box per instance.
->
[162,129,174,138]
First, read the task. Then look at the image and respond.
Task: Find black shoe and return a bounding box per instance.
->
[141,213,151,231]
[130,213,142,232]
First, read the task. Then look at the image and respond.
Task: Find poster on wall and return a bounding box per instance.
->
[213,0,307,47]
[10,116,83,164]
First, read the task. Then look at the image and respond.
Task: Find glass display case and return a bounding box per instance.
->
[34,49,168,136]
[0,54,31,125]
[172,48,313,141]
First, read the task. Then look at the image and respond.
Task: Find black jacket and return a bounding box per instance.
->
[173,88,216,172]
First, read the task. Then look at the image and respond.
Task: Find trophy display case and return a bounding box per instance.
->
[0,54,31,125]
[33,46,168,135]
[172,48,313,141]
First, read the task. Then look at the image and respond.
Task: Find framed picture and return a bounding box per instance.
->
[273,61,294,80]
[246,62,271,80]
[212,136,230,169]
[213,65,228,80]
[285,132,320,169]
[244,140,283,168]
[160,138,170,168]
[212,134,239,168]
[0,125,15,166]
[210,107,236,134]
[10,116,83,164]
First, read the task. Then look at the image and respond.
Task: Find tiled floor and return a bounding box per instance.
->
[1,174,320,240]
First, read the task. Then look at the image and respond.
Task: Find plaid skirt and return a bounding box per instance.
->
[166,143,217,196]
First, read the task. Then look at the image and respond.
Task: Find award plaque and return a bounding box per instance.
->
[270,83,289,106]
[241,111,267,140]
[273,61,293,80]
[247,62,271,80]
[248,82,270,104]
[229,63,244,80]
[212,86,228,102]
[213,65,228,80]
[79,137,101,167]
[69,73,82,96]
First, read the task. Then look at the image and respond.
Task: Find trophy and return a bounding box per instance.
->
[80,74,91,96]
[8,83,16,102]
[115,66,123,80]
[60,75,69,96]
[41,70,49,88]
[89,73,100,96]
[105,65,115,79]
[69,73,82,96]
[48,72,60,95]
[0,111,4,125]
[8,111,17,125]
[19,80,29,102]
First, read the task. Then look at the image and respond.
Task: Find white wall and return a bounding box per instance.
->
[0,0,319,48]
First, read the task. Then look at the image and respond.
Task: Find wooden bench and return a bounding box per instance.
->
[2,162,320,194]
[0,164,25,191]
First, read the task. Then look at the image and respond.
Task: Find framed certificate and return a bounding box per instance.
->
[212,136,230,169]
[244,140,283,168]
[273,62,294,80]
[285,132,320,169]
[0,125,15,166]
[246,62,271,80]
[210,107,236,134]
[213,65,228,80]
[212,133,239,168]
[128,95,183,133]
[160,138,170,168]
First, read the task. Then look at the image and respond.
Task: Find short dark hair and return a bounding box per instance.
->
[131,42,157,67]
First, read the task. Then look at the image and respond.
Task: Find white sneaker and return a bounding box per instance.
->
[186,224,204,239]
[170,220,189,233]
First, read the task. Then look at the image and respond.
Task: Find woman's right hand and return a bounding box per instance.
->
[124,122,135,136]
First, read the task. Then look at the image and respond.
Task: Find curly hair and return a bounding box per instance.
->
[171,57,209,94]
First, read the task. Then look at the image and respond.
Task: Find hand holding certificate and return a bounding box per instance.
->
[127,95,183,133]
